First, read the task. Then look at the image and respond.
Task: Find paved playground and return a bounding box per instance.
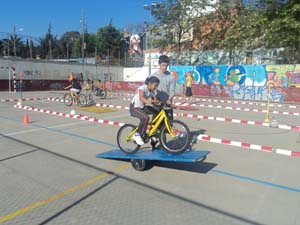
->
[1,91,300,225]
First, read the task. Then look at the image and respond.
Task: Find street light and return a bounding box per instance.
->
[13,25,24,57]
[143,2,163,76]
[144,2,163,10]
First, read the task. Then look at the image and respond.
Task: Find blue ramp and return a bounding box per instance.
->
[96,150,209,162]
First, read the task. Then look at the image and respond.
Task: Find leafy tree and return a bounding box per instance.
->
[38,24,59,59]
[58,31,80,58]
[71,32,96,58]
[262,0,300,61]
[0,35,25,57]
[1,38,12,56]
[0,39,3,56]
[207,0,300,62]
[151,0,211,63]
[96,21,123,57]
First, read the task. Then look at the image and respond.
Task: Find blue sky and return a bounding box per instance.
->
[0,0,154,37]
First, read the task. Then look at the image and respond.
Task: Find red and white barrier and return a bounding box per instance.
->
[0,97,43,102]
[46,97,64,102]
[107,93,134,97]
[194,104,300,116]
[14,105,125,127]
[45,98,300,131]
[95,103,300,131]
[14,104,300,158]
[173,96,300,110]
[107,92,300,110]
[122,97,300,116]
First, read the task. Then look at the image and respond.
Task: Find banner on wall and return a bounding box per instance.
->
[128,34,142,55]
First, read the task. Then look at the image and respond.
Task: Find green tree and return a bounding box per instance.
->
[2,35,25,57]
[58,31,80,58]
[211,0,300,62]
[71,32,96,58]
[38,24,59,59]
[262,0,300,61]
[1,37,12,56]
[151,0,211,64]
[0,39,3,56]
[96,21,123,57]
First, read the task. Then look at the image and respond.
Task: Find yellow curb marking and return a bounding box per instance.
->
[0,163,130,223]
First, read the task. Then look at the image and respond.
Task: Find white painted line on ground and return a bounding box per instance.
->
[0,121,87,137]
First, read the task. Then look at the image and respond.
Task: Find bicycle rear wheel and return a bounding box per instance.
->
[159,120,191,154]
[63,93,73,107]
[85,93,94,105]
[117,124,140,154]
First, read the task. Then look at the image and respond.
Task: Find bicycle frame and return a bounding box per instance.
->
[149,109,175,137]
[68,91,79,100]
[126,108,175,142]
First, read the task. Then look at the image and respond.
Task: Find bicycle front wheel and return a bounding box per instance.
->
[159,120,191,154]
[63,93,73,107]
[87,93,95,105]
[117,124,140,154]
[78,94,86,107]
[100,90,107,99]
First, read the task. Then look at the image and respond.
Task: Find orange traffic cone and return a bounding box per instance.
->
[24,113,29,125]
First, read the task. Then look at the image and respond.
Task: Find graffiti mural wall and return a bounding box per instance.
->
[170,64,300,102]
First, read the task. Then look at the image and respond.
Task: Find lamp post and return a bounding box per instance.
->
[80,9,86,75]
[80,9,86,62]
[29,36,33,59]
[13,26,24,57]
[143,2,163,76]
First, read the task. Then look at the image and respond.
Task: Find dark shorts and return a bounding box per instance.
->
[186,87,192,97]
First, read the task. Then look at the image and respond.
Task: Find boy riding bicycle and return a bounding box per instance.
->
[130,76,160,146]
[95,80,104,96]
[64,72,82,97]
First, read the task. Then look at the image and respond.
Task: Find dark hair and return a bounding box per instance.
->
[158,55,170,64]
[145,76,160,85]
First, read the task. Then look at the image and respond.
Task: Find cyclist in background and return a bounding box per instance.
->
[83,78,93,92]
[64,72,82,96]
[95,79,103,96]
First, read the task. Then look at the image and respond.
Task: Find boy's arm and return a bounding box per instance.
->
[64,84,72,89]
[168,76,176,103]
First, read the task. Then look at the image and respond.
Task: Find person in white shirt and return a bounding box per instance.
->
[130,76,160,145]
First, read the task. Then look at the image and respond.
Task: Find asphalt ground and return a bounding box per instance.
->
[1,91,300,225]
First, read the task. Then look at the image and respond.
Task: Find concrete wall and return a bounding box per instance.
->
[0,58,123,81]
[123,66,158,81]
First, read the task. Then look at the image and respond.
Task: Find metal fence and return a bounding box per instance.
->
[168,48,300,66]
[1,31,299,66]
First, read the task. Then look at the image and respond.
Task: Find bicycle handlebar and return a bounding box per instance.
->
[146,102,172,109]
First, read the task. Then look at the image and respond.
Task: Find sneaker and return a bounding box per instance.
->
[133,133,145,145]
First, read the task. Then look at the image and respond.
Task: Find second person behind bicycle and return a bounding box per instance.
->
[130,76,160,146]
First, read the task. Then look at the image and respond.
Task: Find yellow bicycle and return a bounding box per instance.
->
[117,103,191,154]
[63,90,86,107]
